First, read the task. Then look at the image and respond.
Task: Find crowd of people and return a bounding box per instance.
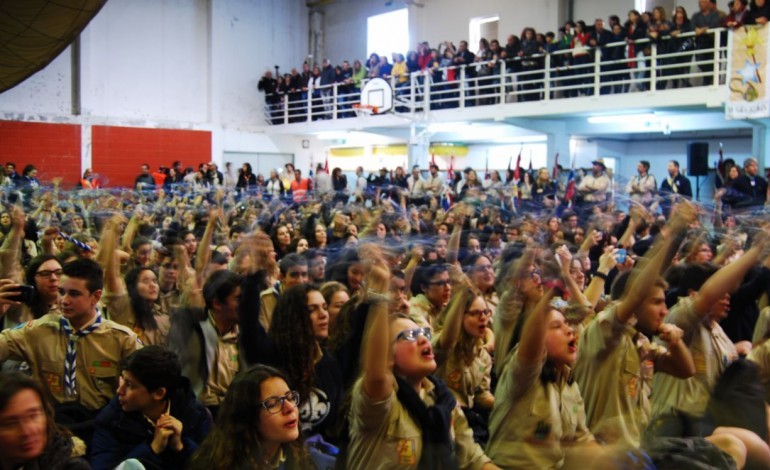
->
[259,0,769,123]
[2,146,770,469]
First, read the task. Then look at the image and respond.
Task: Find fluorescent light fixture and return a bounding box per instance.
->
[587,113,657,124]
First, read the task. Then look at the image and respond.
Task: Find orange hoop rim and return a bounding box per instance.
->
[352,103,379,114]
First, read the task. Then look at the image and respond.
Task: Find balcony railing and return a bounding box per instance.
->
[263,28,728,125]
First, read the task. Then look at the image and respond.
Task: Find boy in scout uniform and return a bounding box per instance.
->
[651,246,768,422]
[575,204,696,448]
[0,258,140,422]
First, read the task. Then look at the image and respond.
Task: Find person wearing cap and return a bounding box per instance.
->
[576,159,610,213]
[732,157,768,208]
[627,160,657,205]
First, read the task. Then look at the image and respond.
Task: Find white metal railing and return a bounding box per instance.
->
[262,29,728,125]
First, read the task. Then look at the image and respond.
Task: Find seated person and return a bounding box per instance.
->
[92,346,212,469]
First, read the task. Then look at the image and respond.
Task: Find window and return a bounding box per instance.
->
[367,9,409,61]
[469,16,499,53]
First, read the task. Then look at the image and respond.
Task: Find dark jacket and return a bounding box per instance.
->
[732,174,768,207]
[22,433,89,470]
[91,377,212,470]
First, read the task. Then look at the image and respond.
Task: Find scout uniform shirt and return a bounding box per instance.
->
[651,297,737,419]
[347,377,491,470]
[748,340,770,404]
[0,313,140,410]
[574,304,666,447]
[102,291,170,347]
[487,350,594,469]
[432,334,492,409]
[408,294,441,330]
[199,312,240,407]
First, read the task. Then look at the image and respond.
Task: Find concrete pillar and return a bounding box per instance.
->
[408,124,431,170]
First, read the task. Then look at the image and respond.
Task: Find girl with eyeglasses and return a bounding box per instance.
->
[190,364,312,470]
[433,284,494,445]
[347,265,499,469]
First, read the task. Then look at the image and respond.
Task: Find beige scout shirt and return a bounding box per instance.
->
[651,297,737,419]
[103,292,170,347]
[748,340,770,404]
[433,335,492,408]
[199,313,240,407]
[259,287,279,331]
[487,350,594,469]
[574,305,666,447]
[408,294,441,330]
[577,173,610,202]
[347,377,491,470]
[0,313,140,410]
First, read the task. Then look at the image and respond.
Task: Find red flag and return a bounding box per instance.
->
[552,152,560,179]
[564,159,576,205]
[447,156,454,184]
[513,151,522,181]
[324,155,329,174]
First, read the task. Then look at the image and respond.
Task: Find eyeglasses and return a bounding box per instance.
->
[395,327,432,343]
[428,279,451,287]
[260,390,300,415]
[465,309,492,319]
[36,269,63,279]
[473,264,494,273]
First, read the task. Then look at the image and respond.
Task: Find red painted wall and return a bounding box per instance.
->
[92,126,212,188]
[0,121,81,186]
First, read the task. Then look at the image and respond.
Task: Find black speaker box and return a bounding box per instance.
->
[687,142,709,177]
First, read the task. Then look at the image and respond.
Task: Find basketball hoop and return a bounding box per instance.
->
[352,103,379,117]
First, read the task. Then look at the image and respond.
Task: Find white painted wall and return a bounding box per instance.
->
[321,0,568,66]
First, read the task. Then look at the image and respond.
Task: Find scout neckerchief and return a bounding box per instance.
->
[60,313,103,397]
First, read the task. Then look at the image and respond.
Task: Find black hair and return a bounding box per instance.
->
[678,263,719,294]
[279,253,308,276]
[25,254,62,318]
[62,258,103,293]
[203,270,243,311]
[119,346,181,400]
[410,263,450,296]
[124,267,160,331]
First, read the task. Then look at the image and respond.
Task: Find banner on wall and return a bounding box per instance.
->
[726,24,770,119]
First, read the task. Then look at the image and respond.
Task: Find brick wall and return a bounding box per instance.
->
[0,121,81,185]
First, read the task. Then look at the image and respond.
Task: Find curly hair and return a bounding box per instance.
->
[436,288,486,366]
[124,266,159,331]
[189,365,311,470]
[269,284,321,401]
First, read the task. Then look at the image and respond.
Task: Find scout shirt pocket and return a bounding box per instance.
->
[40,360,65,401]
[524,394,556,445]
[86,362,120,400]
[386,415,422,467]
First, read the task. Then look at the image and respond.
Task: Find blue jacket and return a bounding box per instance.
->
[90,377,212,470]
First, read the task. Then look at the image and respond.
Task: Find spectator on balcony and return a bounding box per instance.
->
[366,53,381,79]
[519,28,545,101]
[417,41,432,71]
[692,0,721,86]
[351,59,365,94]
[571,21,592,97]
[453,41,477,104]
[626,10,649,92]
[607,23,628,93]
[428,48,444,109]
[135,164,156,191]
[320,59,336,117]
[648,6,675,90]
[750,0,770,24]
[378,55,393,80]
[725,0,752,26]
[589,18,613,95]
[309,65,323,121]
[439,43,458,107]
[391,53,408,89]
[258,70,280,123]
[670,7,694,88]
[299,62,311,103]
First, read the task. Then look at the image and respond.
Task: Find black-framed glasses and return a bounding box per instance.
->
[395,327,432,343]
[260,390,300,415]
[465,309,492,319]
[36,269,63,279]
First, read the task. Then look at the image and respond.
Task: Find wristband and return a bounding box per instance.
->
[592,271,608,281]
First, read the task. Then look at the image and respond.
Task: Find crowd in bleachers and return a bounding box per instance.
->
[259,0,770,123]
[3,145,770,469]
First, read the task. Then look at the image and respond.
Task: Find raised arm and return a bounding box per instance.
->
[438,284,474,351]
[119,210,141,253]
[692,242,765,315]
[194,208,221,275]
[360,260,393,401]
[0,207,25,283]
[516,289,556,365]
[615,202,695,324]
[97,214,129,295]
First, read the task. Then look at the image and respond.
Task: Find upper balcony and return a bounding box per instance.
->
[263,29,734,137]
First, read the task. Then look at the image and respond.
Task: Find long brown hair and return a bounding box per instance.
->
[189,365,311,470]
